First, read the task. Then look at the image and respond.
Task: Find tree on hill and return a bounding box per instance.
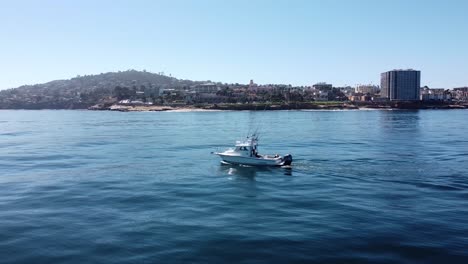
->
[114,86,133,100]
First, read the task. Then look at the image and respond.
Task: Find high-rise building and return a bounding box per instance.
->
[381,69,420,101]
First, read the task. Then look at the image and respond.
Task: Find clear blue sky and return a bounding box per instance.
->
[1,0,467,89]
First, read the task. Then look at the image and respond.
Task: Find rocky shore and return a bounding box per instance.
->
[88,101,468,112]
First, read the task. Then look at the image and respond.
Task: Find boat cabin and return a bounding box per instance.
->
[234,138,260,157]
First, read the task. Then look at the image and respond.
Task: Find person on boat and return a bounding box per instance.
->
[254,149,261,158]
[251,147,260,158]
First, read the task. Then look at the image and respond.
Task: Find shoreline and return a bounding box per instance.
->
[2,102,467,111]
[86,102,468,112]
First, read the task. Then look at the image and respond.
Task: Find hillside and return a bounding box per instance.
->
[0,70,203,109]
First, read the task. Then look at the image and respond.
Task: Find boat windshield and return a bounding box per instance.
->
[237,146,249,151]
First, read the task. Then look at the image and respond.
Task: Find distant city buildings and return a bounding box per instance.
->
[381,69,420,101]
[452,87,468,101]
[190,82,219,93]
[356,85,379,95]
[420,87,451,101]
[7,69,468,110]
[454,87,468,92]
[337,86,355,95]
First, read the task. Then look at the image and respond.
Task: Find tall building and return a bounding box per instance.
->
[381,69,420,101]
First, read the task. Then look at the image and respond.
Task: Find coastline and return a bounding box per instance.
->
[86,102,468,112]
[0,103,468,112]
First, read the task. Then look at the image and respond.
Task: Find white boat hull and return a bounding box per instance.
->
[216,153,292,166]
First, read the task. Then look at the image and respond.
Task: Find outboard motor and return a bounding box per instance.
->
[282,154,293,166]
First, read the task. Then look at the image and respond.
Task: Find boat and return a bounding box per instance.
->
[213,134,292,166]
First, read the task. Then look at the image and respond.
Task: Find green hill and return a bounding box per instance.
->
[0,70,203,109]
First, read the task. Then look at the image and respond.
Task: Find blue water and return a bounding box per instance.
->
[0,110,467,263]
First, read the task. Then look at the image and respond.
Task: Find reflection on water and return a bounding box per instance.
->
[376,111,423,164]
[379,110,421,132]
[283,167,292,176]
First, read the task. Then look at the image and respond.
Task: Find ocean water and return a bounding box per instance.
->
[0,109,467,263]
